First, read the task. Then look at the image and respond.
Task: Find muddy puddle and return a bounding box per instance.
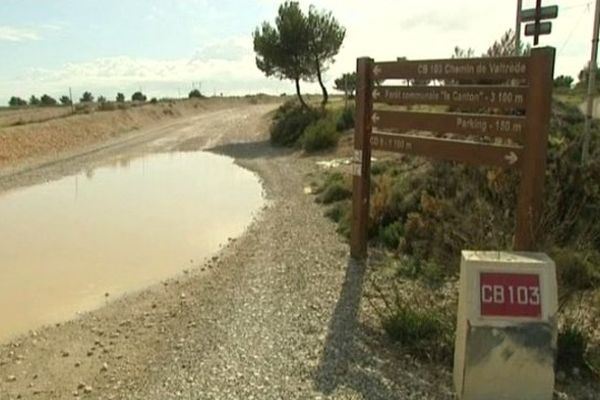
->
[0,151,263,342]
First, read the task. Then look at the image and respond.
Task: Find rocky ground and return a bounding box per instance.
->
[0,102,593,399]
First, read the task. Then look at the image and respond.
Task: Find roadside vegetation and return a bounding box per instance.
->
[313,97,600,379]
[254,1,355,153]
[269,99,354,151]
[307,30,600,385]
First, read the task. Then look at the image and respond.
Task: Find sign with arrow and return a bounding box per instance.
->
[371,110,526,143]
[373,86,528,110]
[350,48,555,260]
[369,132,522,168]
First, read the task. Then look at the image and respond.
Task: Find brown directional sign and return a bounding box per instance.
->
[351,48,556,260]
[373,57,529,80]
[372,110,526,143]
[370,132,522,168]
[374,86,528,110]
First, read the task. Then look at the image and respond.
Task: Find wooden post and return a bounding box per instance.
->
[514,47,555,250]
[350,58,374,259]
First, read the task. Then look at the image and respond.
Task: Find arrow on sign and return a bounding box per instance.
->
[373,65,382,77]
[505,151,519,165]
[371,113,380,125]
[372,89,380,100]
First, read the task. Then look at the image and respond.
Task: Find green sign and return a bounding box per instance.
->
[525,22,552,37]
[521,5,558,23]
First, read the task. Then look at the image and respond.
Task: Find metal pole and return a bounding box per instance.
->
[69,87,74,114]
[516,0,523,55]
[583,0,600,164]
[534,0,542,46]
[344,74,348,109]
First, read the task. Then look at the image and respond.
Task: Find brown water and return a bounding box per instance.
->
[0,151,263,342]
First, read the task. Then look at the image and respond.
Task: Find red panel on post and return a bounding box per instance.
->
[480,272,542,318]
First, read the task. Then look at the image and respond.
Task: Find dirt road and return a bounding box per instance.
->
[0,102,453,399]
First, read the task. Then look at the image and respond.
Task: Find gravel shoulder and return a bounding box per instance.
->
[0,104,453,399]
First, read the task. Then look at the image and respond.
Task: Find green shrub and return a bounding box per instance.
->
[314,172,343,194]
[189,89,204,99]
[40,94,58,106]
[75,103,94,114]
[317,181,351,204]
[335,106,355,131]
[98,101,116,111]
[336,214,352,238]
[371,283,454,363]
[383,307,445,347]
[315,173,351,204]
[301,118,340,152]
[371,161,393,176]
[553,248,600,293]
[393,258,447,287]
[270,102,321,147]
[8,96,27,107]
[377,221,404,249]
[324,201,349,223]
[131,91,147,102]
[557,322,590,374]
[272,100,297,119]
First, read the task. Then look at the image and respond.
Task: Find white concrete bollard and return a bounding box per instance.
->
[454,251,558,400]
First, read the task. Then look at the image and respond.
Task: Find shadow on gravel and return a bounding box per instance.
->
[208,140,294,160]
[314,258,396,400]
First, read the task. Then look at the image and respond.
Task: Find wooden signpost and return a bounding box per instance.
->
[350,48,555,259]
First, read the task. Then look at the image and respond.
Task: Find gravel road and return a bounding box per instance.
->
[0,103,454,399]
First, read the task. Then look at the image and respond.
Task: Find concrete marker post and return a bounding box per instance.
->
[454,251,558,400]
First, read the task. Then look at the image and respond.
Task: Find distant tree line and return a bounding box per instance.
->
[6,89,195,107]
[9,94,65,107]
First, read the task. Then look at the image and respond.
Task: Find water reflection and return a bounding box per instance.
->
[0,151,263,342]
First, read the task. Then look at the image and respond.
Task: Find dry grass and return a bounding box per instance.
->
[0,106,72,128]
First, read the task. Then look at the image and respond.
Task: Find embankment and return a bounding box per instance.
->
[0,97,274,169]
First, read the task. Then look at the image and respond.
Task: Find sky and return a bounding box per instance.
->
[0,0,596,105]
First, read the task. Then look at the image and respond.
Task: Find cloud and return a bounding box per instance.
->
[2,37,295,101]
[18,38,260,85]
[1,0,595,103]
[190,37,253,62]
[0,26,40,42]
